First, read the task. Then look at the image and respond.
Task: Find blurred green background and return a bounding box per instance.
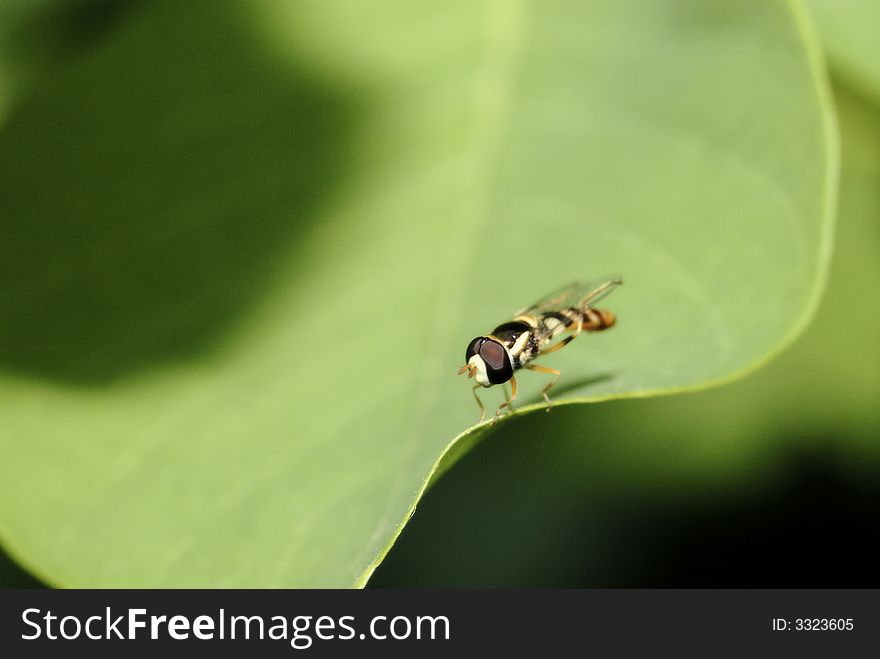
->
[0,0,876,587]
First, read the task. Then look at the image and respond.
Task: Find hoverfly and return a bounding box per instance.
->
[458,278,621,424]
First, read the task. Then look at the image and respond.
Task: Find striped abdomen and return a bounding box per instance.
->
[534,307,616,343]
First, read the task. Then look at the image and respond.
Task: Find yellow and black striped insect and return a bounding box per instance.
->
[458,279,621,424]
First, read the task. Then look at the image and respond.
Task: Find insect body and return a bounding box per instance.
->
[458,279,621,424]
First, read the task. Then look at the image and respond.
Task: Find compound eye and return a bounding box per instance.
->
[479,340,505,370]
[465,337,485,362]
[479,340,513,384]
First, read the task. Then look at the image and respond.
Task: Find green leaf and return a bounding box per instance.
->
[371,83,880,587]
[807,0,880,104]
[0,0,836,587]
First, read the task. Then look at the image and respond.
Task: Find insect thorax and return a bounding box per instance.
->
[489,319,541,370]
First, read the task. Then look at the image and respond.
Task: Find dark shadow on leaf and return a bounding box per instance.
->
[3,0,146,73]
[520,372,613,407]
[0,0,362,384]
[0,543,44,589]
[370,399,880,587]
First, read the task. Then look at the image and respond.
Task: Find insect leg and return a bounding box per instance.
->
[492,375,518,425]
[525,363,561,411]
[502,381,515,411]
[540,332,577,356]
[472,384,486,424]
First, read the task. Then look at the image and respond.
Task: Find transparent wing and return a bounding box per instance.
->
[515,277,622,316]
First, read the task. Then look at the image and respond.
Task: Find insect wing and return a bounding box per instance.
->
[575,277,622,309]
[516,278,621,317]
